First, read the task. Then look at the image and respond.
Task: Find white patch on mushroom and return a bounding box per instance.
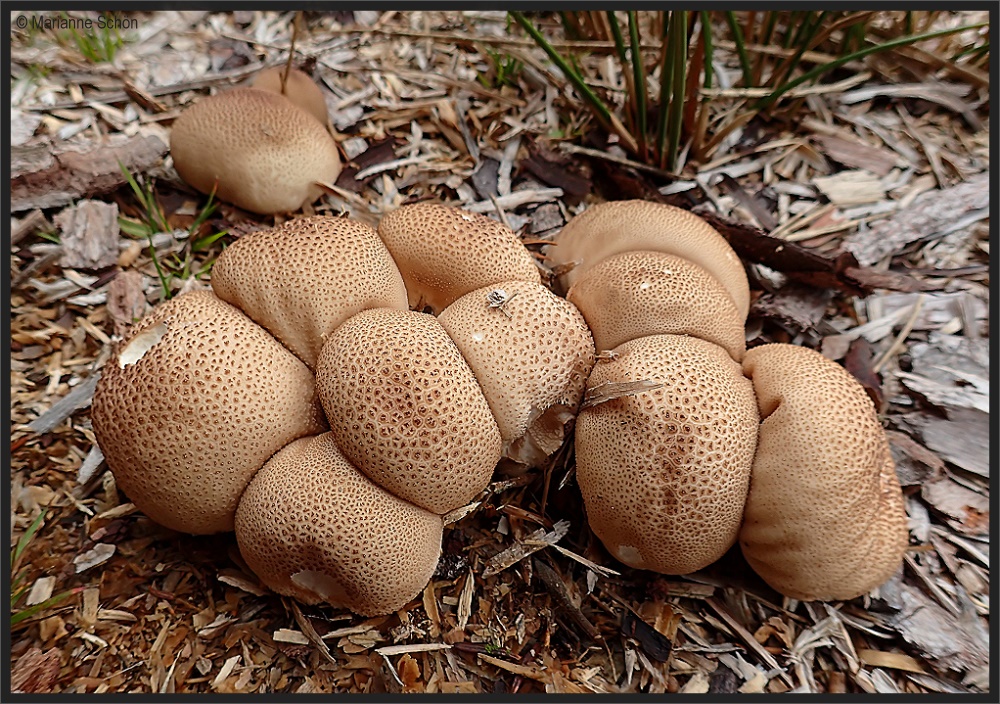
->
[292,570,348,605]
[616,544,644,566]
[639,281,651,290]
[471,331,485,343]
[118,322,168,368]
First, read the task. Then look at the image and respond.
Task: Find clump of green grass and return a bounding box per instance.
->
[477,46,524,89]
[118,165,228,301]
[55,12,127,64]
[11,511,84,629]
[511,11,989,172]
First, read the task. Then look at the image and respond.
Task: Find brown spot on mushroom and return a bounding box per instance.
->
[235,434,443,616]
[169,87,341,214]
[438,281,596,467]
[568,250,747,360]
[316,308,501,515]
[251,67,329,128]
[91,291,326,534]
[211,216,407,368]
[576,334,758,574]
[377,203,541,314]
[739,343,909,601]
[547,200,750,320]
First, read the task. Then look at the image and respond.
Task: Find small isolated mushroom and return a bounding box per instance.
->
[438,281,596,467]
[316,308,502,514]
[739,344,908,601]
[251,67,330,128]
[235,434,442,616]
[547,200,750,320]
[90,291,326,534]
[567,250,747,360]
[377,203,541,314]
[576,334,758,575]
[169,87,341,214]
[211,216,407,368]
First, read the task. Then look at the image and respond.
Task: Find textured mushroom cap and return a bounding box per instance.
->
[211,216,407,368]
[739,343,908,601]
[316,309,501,514]
[251,67,329,127]
[169,87,341,214]
[235,434,443,616]
[438,281,596,467]
[568,251,746,360]
[576,334,758,574]
[377,203,541,314]
[548,200,750,320]
[90,291,326,534]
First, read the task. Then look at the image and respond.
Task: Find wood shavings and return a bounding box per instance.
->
[73,543,116,573]
[482,520,570,577]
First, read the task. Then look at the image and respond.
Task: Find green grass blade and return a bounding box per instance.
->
[753,21,988,110]
[12,511,46,570]
[665,11,688,171]
[724,12,753,86]
[627,11,648,160]
[11,587,85,627]
[512,12,637,152]
[654,12,674,162]
[701,11,715,91]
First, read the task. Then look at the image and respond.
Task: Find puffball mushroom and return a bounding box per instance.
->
[556,199,906,601]
[547,200,750,320]
[92,207,594,617]
[316,308,502,514]
[90,290,326,534]
[575,335,758,574]
[438,281,595,467]
[566,250,746,360]
[251,67,330,128]
[235,434,442,616]
[377,203,541,313]
[210,216,407,368]
[169,87,341,214]
[739,344,909,601]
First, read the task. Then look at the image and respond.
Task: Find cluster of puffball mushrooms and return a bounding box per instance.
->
[91,67,908,617]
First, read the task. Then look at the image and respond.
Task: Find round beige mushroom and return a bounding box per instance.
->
[437,281,596,467]
[548,200,750,320]
[90,290,326,534]
[316,308,502,514]
[235,434,443,616]
[211,216,407,368]
[739,343,909,601]
[576,334,758,574]
[567,250,746,360]
[251,67,329,128]
[169,87,341,214]
[377,203,541,314]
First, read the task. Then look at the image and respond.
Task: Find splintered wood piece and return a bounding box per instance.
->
[582,380,665,409]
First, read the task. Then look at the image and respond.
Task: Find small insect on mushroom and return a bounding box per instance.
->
[485,288,519,319]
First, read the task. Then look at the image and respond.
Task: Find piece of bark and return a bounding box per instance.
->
[54,200,121,270]
[879,576,989,674]
[11,127,169,212]
[11,209,52,246]
[26,374,101,434]
[843,337,884,411]
[843,172,989,266]
[885,430,944,487]
[898,409,989,478]
[698,210,933,296]
[106,270,150,336]
[750,285,831,332]
[521,140,592,205]
[921,477,989,537]
[811,134,899,177]
[10,648,61,694]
